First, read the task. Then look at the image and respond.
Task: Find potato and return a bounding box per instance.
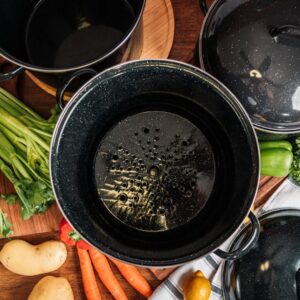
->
[0,240,67,276]
[28,276,74,300]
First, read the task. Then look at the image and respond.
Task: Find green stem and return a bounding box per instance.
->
[0,97,24,120]
[27,138,49,167]
[0,88,43,121]
[0,124,27,154]
[0,158,18,184]
[0,131,32,180]
[31,128,53,138]
[21,116,55,132]
[0,107,50,152]
[17,153,50,185]
[11,154,32,180]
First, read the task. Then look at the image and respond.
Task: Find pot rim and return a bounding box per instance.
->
[198,0,300,136]
[0,0,145,74]
[50,59,261,267]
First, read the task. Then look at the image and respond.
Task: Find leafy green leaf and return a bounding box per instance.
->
[48,105,61,124]
[15,179,54,220]
[0,209,13,238]
[291,137,300,184]
[2,194,17,205]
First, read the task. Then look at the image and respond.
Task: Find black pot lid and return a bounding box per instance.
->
[200,0,300,133]
[223,209,300,300]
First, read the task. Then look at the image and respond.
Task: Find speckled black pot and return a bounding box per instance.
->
[0,0,145,85]
[223,208,300,300]
[199,0,300,139]
[50,60,260,267]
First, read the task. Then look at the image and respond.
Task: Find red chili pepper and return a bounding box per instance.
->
[60,218,76,246]
[77,239,92,250]
[59,218,91,250]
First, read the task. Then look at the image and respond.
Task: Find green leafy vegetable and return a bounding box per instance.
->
[0,209,13,238]
[291,137,300,184]
[0,87,59,219]
[1,194,17,205]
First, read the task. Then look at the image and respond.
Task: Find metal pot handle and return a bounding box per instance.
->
[56,68,98,110]
[0,66,23,82]
[271,25,300,47]
[199,0,209,15]
[214,211,260,261]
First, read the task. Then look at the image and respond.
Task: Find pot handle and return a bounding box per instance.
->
[199,0,209,16]
[0,66,23,82]
[214,211,260,261]
[271,25,300,47]
[56,68,98,110]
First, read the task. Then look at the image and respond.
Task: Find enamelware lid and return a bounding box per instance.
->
[200,0,300,133]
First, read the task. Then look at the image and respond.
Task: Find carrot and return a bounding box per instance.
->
[77,246,102,300]
[89,248,128,300]
[110,257,153,298]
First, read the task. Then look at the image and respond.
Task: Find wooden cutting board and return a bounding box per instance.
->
[0,231,160,300]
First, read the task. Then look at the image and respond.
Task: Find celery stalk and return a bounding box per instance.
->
[0,88,43,121]
[0,88,59,220]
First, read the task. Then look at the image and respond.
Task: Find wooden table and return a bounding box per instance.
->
[0,0,286,298]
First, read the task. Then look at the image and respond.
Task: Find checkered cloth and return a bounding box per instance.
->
[150,178,300,300]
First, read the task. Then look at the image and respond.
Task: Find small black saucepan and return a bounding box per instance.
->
[199,0,300,139]
[223,208,300,300]
[50,60,260,267]
[0,0,144,86]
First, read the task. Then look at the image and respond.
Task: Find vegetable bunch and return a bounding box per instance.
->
[260,138,300,184]
[0,87,59,219]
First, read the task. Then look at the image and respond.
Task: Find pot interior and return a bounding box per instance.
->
[94,102,217,232]
[51,61,259,266]
[0,0,143,70]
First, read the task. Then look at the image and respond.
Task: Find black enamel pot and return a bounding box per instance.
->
[199,0,300,139]
[223,208,300,300]
[50,60,260,267]
[0,0,145,87]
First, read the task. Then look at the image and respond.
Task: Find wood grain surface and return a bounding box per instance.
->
[140,0,175,59]
[0,0,287,296]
